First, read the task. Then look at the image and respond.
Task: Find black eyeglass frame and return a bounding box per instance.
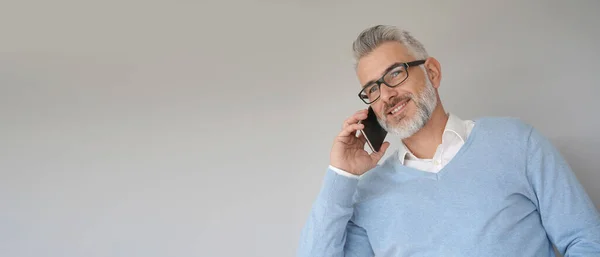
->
[358,59,427,104]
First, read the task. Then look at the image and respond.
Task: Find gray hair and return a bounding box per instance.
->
[352,25,429,64]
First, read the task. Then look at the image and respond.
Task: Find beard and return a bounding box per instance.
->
[377,73,438,139]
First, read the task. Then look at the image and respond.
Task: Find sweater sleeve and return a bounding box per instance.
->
[297,168,374,257]
[526,127,600,256]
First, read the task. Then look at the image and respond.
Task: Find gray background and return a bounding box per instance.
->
[1,0,599,256]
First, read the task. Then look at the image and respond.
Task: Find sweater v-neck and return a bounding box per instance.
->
[389,117,483,180]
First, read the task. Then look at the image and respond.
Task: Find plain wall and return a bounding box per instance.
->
[1,0,599,256]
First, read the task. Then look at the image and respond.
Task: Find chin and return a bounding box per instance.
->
[380,111,422,139]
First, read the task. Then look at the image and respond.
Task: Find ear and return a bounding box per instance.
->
[424,57,442,89]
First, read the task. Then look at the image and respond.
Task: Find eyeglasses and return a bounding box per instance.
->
[358,60,426,104]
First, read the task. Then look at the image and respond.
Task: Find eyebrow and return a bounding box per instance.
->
[361,62,402,88]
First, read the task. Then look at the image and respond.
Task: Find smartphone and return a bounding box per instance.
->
[358,107,388,152]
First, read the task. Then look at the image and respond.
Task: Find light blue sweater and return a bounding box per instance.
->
[297,117,600,257]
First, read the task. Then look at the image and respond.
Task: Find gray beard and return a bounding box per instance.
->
[377,76,437,140]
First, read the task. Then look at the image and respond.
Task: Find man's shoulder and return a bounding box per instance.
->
[474,116,534,136]
[467,116,537,156]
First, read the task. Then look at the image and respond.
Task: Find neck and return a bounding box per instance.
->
[402,102,448,159]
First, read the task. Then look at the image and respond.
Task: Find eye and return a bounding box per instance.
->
[390,68,403,78]
[368,85,379,94]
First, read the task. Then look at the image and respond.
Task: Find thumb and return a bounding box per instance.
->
[371,141,390,162]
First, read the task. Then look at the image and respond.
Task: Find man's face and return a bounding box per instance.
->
[356,41,438,139]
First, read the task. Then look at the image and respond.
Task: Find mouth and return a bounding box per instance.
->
[387,99,410,117]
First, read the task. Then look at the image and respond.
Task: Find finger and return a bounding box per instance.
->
[356,131,367,144]
[370,141,390,161]
[342,109,368,129]
[338,123,364,137]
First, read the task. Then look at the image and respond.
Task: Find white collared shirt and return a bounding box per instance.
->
[401,113,474,173]
[330,113,475,178]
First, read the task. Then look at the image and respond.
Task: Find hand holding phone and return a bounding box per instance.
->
[329,108,390,176]
[358,107,388,153]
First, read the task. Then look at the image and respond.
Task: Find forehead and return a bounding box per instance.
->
[356,41,413,85]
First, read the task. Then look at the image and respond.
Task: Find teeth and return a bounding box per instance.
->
[391,103,406,114]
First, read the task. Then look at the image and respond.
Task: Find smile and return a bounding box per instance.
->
[388,99,410,117]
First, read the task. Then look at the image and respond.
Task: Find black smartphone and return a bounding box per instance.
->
[358,107,388,152]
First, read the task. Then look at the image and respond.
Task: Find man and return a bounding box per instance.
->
[297,25,600,257]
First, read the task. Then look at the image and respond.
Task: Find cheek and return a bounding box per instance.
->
[407,81,427,100]
[408,99,418,113]
[404,72,427,93]
[371,103,386,118]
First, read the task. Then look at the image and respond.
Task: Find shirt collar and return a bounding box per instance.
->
[398,113,468,164]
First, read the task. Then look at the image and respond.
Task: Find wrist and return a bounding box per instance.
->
[329,163,361,176]
[328,165,361,179]
[319,167,361,206]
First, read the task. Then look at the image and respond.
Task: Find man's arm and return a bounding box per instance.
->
[296,168,374,257]
[526,127,600,256]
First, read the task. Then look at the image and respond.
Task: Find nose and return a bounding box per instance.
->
[378,83,398,102]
